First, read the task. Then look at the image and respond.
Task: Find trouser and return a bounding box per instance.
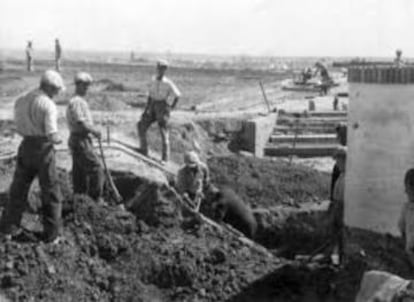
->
[69,134,104,201]
[328,198,344,261]
[137,100,170,161]
[55,58,61,71]
[27,57,33,71]
[0,137,62,241]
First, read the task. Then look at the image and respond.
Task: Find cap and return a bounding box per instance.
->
[156,59,169,68]
[184,151,200,167]
[40,70,65,91]
[74,72,93,84]
[333,146,347,159]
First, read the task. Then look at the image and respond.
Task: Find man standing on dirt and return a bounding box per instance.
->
[176,151,210,209]
[55,39,62,71]
[66,72,105,205]
[137,59,181,163]
[0,70,65,243]
[25,41,34,72]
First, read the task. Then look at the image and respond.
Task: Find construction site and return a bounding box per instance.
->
[0,51,413,302]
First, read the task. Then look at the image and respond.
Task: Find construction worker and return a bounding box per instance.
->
[328,146,347,265]
[137,59,181,163]
[398,168,414,267]
[176,151,210,209]
[314,61,331,95]
[25,41,33,72]
[0,70,65,243]
[394,49,405,67]
[330,122,347,200]
[55,39,62,71]
[66,72,105,205]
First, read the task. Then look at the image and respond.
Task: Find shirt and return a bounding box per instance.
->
[148,76,181,102]
[14,89,58,137]
[66,96,93,133]
[398,202,414,252]
[25,46,33,58]
[176,162,210,196]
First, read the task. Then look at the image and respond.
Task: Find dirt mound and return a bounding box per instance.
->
[92,79,126,92]
[88,93,129,111]
[208,155,330,208]
[0,166,283,301]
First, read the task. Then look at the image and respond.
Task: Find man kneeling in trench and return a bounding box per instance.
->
[176,151,210,211]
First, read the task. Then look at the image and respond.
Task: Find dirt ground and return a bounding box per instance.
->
[0,61,412,301]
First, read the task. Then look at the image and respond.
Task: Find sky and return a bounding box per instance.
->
[1,0,414,57]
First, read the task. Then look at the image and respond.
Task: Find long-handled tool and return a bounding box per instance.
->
[98,138,123,204]
[259,81,272,113]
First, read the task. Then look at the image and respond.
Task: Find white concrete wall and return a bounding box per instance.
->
[346,84,414,235]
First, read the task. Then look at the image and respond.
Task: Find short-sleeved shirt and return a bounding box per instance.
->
[14,89,58,137]
[176,162,210,196]
[26,46,33,58]
[148,76,181,102]
[66,96,93,134]
[398,202,414,252]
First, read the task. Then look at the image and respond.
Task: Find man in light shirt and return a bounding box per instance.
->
[0,70,65,243]
[137,59,181,163]
[66,72,105,205]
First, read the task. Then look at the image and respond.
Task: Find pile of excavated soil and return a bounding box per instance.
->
[0,164,283,301]
[208,155,330,209]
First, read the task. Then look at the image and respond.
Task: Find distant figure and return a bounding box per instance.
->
[25,41,34,72]
[55,39,62,71]
[314,61,331,95]
[330,123,347,200]
[394,49,405,67]
[66,72,106,206]
[398,168,414,267]
[301,67,312,84]
[328,146,347,265]
[333,96,339,111]
[176,151,210,210]
[137,59,181,163]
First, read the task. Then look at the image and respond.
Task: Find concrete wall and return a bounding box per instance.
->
[241,113,278,157]
[346,83,414,234]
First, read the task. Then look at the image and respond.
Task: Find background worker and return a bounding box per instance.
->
[314,61,331,95]
[176,151,210,210]
[329,146,347,265]
[398,168,414,267]
[0,70,65,243]
[330,122,347,200]
[66,72,105,205]
[55,38,62,71]
[394,49,405,67]
[25,41,34,72]
[137,59,181,163]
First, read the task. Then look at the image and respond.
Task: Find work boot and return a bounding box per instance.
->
[96,197,108,207]
[0,225,22,241]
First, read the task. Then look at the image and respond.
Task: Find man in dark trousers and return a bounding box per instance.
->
[66,72,105,205]
[0,70,65,243]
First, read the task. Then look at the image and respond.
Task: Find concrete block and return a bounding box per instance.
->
[240,113,278,157]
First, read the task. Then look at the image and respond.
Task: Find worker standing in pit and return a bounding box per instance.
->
[66,72,105,206]
[137,59,181,163]
[0,70,65,243]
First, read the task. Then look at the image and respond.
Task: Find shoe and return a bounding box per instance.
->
[0,226,22,241]
[96,198,109,207]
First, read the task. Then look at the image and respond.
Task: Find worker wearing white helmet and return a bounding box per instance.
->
[176,151,210,209]
[0,70,65,243]
[66,72,105,205]
[137,59,181,163]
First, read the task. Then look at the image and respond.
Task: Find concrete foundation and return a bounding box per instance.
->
[240,113,278,157]
[346,67,414,235]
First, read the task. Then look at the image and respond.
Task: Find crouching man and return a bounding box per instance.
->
[66,72,105,205]
[0,70,65,243]
[209,186,257,239]
[176,151,209,211]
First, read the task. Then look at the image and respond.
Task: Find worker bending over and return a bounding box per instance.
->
[0,70,65,243]
[176,151,210,210]
[66,72,105,205]
[137,60,181,163]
